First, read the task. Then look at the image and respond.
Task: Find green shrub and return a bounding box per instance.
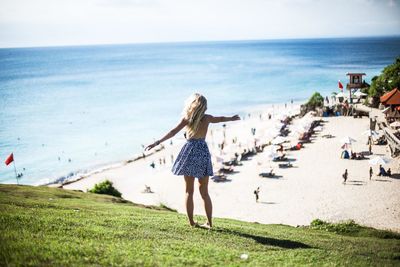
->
[89,180,122,198]
[310,218,325,227]
[305,92,324,111]
[310,219,362,234]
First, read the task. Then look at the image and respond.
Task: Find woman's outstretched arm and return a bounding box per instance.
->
[207,114,240,123]
[145,118,188,151]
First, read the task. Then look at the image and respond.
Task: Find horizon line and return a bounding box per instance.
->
[1,34,399,50]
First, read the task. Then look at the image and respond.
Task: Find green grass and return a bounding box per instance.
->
[0,185,399,266]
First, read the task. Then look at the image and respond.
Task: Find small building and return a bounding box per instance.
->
[346,73,366,89]
[380,87,400,106]
[346,73,367,103]
[380,88,400,122]
[380,88,400,156]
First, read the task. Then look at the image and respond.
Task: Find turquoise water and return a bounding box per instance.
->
[1,37,400,184]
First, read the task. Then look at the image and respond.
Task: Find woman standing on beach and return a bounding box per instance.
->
[145,93,240,228]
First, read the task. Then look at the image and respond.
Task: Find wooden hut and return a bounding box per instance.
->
[380,88,400,106]
[380,88,400,156]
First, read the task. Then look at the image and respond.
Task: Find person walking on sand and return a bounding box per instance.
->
[369,166,373,180]
[342,169,348,184]
[369,141,372,155]
[254,187,260,203]
[145,93,240,229]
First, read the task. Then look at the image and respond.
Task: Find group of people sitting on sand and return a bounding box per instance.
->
[350,151,367,160]
[341,150,367,160]
[374,135,387,145]
[378,165,392,177]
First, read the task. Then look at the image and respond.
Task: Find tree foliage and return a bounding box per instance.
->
[369,57,400,98]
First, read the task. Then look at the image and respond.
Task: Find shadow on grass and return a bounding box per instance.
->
[213,228,311,249]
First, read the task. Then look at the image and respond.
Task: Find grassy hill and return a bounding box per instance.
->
[0,184,399,266]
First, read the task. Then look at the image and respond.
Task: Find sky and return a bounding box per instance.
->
[0,0,399,48]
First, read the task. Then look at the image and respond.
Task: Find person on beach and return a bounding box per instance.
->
[145,93,240,229]
[150,161,155,169]
[254,187,260,203]
[367,136,372,154]
[378,165,388,176]
[369,167,373,180]
[342,169,348,184]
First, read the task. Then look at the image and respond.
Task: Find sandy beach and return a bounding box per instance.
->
[63,106,400,232]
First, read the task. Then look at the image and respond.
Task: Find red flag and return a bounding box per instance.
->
[5,153,14,166]
[338,81,343,90]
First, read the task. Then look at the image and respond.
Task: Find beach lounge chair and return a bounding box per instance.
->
[211,174,228,182]
[278,162,293,168]
[259,171,275,178]
[218,166,234,174]
[287,143,302,151]
[273,154,287,162]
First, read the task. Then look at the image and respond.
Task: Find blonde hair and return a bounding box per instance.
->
[182,93,207,138]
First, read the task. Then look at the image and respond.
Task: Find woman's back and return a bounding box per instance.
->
[188,115,210,139]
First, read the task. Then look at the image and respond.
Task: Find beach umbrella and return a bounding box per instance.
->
[272,136,287,145]
[390,121,400,128]
[354,90,367,98]
[362,129,379,138]
[263,148,278,160]
[369,156,391,165]
[340,136,356,144]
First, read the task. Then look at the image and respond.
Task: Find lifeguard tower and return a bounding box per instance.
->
[346,73,366,103]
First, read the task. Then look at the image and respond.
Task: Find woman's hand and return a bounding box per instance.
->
[145,140,160,151]
[145,143,156,151]
[231,115,240,121]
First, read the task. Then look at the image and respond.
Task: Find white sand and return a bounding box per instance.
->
[63,113,400,232]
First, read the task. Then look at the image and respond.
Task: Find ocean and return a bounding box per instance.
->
[1,37,400,185]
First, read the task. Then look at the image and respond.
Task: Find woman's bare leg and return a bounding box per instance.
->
[198,176,213,228]
[184,175,195,226]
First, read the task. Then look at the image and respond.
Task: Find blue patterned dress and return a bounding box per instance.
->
[172,138,213,178]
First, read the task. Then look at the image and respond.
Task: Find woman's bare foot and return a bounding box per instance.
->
[190,222,200,228]
[200,223,212,230]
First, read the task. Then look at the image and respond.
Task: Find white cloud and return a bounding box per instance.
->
[0,0,399,47]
